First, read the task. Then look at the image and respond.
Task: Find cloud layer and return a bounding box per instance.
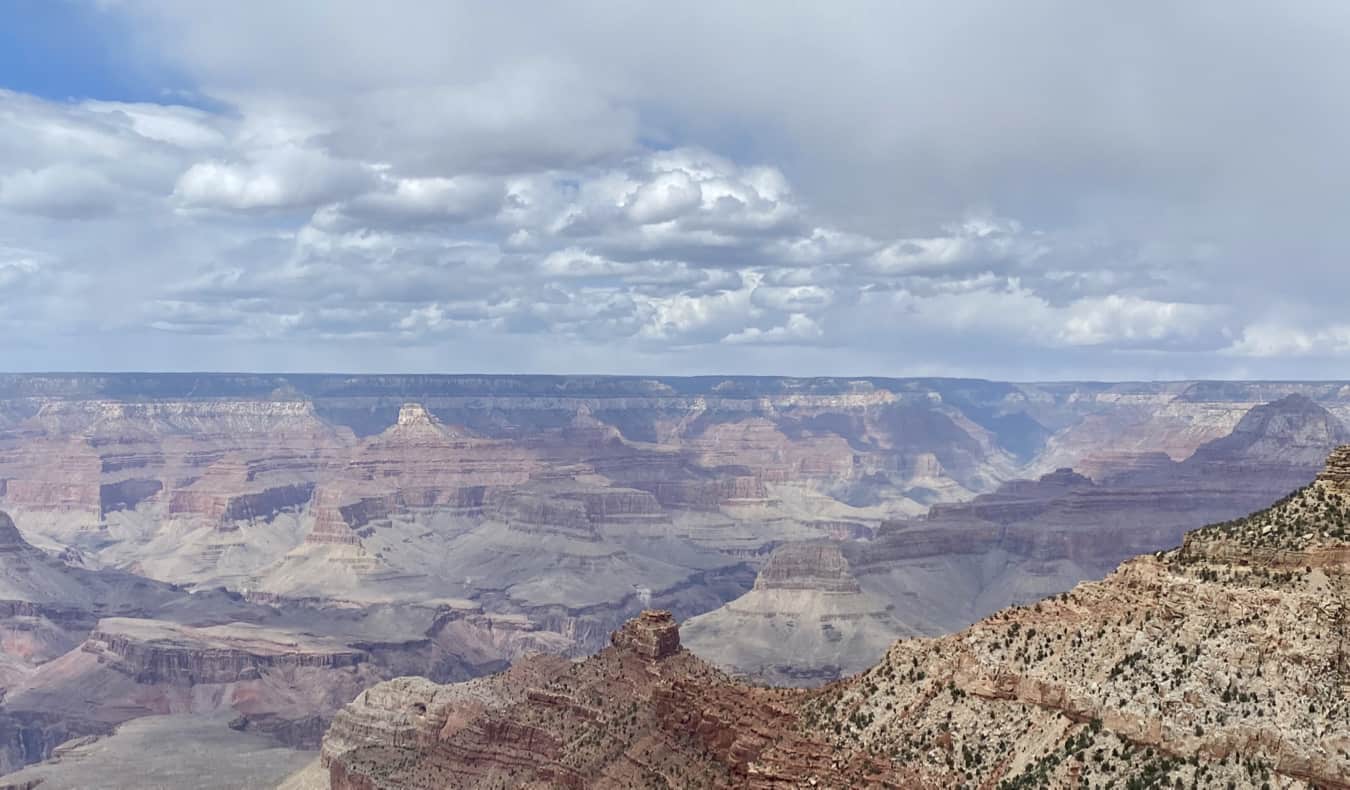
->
[2,2,1349,378]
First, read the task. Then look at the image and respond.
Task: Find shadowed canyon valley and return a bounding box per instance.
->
[0,373,1347,788]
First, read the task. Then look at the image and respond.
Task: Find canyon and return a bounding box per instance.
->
[0,373,1348,785]
[312,446,1350,789]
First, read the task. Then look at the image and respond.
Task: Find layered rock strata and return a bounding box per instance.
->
[683,543,916,685]
[317,448,1350,788]
[83,618,368,685]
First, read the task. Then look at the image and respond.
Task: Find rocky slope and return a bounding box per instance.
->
[314,447,1350,788]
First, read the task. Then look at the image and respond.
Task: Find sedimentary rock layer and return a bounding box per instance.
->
[319,447,1350,788]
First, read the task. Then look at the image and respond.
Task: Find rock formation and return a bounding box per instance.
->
[0,509,525,775]
[2,375,1350,785]
[683,542,916,685]
[851,393,1350,636]
[610,608,682,660]
[316,447,1350,788]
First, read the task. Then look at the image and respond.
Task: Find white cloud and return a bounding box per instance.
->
[174,145,373,211]
[750,284,832,313]
[1226,324,1350,358]
[82,101,228,149]
[5,3,1350,377]
[625,170,701,225]
[1056,295,1219,347]
[724,313,823,345]
[866,217,1046,276]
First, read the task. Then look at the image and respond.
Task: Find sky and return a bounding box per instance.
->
[2,1,1349,380]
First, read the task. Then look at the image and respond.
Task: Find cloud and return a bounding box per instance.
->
[174,145,373,211]
[0,165,122,218]
[4,3,1350,377]
[625,170,702,225]
[321,63,639,175]
[1226,324,1350,358]
[725,314,823,345]
[1056,295,1224,348]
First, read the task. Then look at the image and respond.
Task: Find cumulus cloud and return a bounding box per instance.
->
[1055,296,1224,348]
[725,314,823,345]
[3,3,1350,377]
[174,145,373,211]
[1227,324,1350,358]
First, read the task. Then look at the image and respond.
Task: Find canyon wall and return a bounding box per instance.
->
[2,374,1350,784]
[318,448,1350,788]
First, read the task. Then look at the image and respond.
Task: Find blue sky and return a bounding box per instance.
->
[1,2,164,101]
[1,2,1349,379]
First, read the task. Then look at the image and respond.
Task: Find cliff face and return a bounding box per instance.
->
[9,375,1344,540]
[82,618,368,685]
[751,541,862,593]
[682,543,916,685]
[317,449,1350,789]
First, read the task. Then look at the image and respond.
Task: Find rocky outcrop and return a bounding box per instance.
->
[307,491,394,545]
[0,437,102,519]
[1177,445,1350,566]
[636,473,770,510]
[684,417,858,483]
[167,457,320,531]
[811,453,1350,789]
[0,710,109,778]
[609,609,681,660]
[488,489,598,540]
[321,611,884,790]
[1188,393,1350,466]
[1319,444,1350,490]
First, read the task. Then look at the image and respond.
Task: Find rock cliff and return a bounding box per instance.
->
[683,543,916,685]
